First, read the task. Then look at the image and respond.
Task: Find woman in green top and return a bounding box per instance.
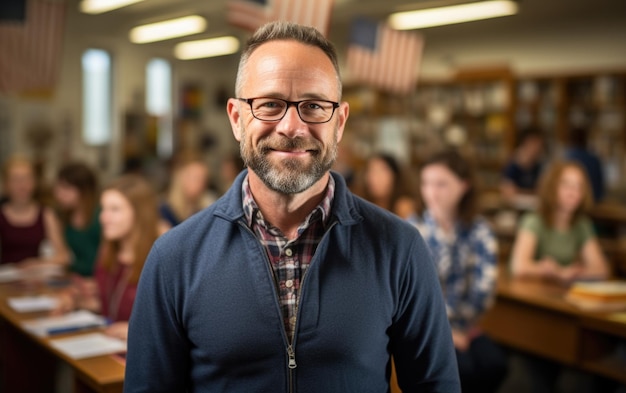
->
[53,162,101,276]
[510,160,609,284]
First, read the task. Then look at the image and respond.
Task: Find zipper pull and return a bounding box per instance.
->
[287,345,297,369]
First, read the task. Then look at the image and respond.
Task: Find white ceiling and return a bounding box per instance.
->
[66,0,626,46]
[60,0,626,79]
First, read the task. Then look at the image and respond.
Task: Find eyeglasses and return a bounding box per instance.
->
[237,97,339,124]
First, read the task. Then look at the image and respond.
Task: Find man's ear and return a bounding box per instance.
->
[335,101,349,144]
[227,98,242,141]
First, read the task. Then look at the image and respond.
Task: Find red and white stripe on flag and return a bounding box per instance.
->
[226,0,270,33]
[346,19,424,95]
[226,0,334,37]
[0,0,67,93]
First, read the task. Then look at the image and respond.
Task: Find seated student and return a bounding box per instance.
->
[510,160,609,284]
[0,156,69,267]
[55,174,163,341]
[565,127,605,203]
[361,153,416,219]
[160,152,216,227]
[409,149,507,393]
[510,160,611,393]
[500,128,545,206]
[53,162,101,277]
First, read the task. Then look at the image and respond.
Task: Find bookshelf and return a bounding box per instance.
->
[514,71,626,200]
[342,68,626,200]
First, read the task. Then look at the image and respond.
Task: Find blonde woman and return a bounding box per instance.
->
[160,153,215,227]
[0,156,69,267]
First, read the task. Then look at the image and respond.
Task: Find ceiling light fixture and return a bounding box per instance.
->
[80,0,145,15]
[389,0,518,30]
[174,36,240,60]
[130,15,208,44]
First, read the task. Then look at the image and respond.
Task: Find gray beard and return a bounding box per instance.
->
[239,129,337,195]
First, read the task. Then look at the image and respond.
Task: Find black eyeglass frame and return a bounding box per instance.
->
[237,97,340,124]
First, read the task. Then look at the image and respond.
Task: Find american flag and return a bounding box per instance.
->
[226,0,334,37]
[346,17,424,95]
[0,0,67,94]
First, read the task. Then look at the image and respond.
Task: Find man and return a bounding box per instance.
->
[500,127,545,204]
[124,21,460,392]
[565,126,605,202]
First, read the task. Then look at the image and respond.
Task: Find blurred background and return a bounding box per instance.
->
[1,0,625,197]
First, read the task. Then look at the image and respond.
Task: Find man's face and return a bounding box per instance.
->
[227,40,349,195]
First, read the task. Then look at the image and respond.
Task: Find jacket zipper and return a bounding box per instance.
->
[286,220,338,392]
[239,219,338,393]
[238,222,296,392]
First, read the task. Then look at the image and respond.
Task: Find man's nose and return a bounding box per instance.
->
[275,105,308,138]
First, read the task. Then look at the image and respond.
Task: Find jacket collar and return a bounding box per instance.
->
[213,169,362,226]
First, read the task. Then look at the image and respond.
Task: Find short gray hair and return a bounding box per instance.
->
[235,21,342,98]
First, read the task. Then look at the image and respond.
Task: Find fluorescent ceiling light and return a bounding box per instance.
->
[130,16,207,44]
[80,0,145,14]
[389,0,518,30]
[175,36,240,60]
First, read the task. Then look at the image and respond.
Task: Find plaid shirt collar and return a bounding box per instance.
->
[242,174,335,233]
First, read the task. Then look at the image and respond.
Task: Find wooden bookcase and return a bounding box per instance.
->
[342,67,516,193]
[342,69,626,201]
[515,71,626,199]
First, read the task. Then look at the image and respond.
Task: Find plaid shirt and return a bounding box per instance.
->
[409,210,498,332]
[242,175,335,342]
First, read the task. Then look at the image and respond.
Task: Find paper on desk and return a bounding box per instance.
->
[0,264,21,283]
[8,295,59,313]
[49,332,126,360]
[21,310,107,337]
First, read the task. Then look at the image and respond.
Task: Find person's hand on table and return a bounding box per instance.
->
[555,263,584,285]
[537,257,561,278]
[51,289,77,315]
[105,321,129,342]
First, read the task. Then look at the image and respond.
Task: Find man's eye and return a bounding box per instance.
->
[303,102,323,110]
[259,100,284,109]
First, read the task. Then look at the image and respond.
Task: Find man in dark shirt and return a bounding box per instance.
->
[124,21,460,393]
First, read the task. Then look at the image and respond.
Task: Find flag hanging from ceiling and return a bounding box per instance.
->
[0,0,67,94]
[226,0,334,37]
[346,17,424,95]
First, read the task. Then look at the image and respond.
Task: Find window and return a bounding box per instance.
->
[146,58,173,157]
[82,49,112,145]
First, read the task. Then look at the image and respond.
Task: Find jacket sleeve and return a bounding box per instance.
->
[123,242,190,392]
[391,234,461,393]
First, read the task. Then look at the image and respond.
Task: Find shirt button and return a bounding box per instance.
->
[285,279,293,288]
[290,316,297,325]
[285,248,293,257]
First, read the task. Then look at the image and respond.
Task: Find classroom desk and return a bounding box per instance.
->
[481,276,626,385]
[0,280,124,393]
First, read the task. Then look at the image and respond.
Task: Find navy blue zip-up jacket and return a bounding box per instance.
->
[124,170,460,392]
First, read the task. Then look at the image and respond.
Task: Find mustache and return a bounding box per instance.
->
[257,136,322,154]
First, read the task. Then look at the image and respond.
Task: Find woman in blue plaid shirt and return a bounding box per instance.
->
[409,149,507,393]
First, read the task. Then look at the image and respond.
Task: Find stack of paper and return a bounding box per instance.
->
[49,333,127,359]
[8,295,59,313]
[566,281,626,311]
[21,310,107,337]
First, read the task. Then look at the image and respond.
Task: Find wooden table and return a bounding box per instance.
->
[0,280,124,393]
[481,276,626,385]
